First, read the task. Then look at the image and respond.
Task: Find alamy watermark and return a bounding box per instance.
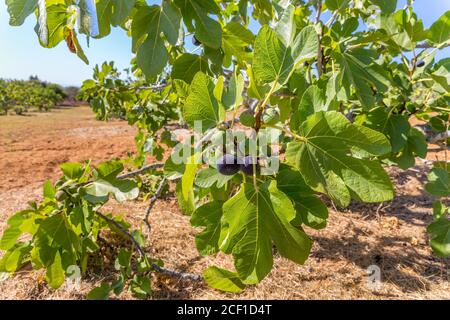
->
[65,265,82,291]
[366,265,382,291]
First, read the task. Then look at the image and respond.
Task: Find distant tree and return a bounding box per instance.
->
[63,86,80,100]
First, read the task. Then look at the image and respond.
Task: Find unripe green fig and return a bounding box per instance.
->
[240,110,256,127]
[192,36,201,46]
[55,190,68,202]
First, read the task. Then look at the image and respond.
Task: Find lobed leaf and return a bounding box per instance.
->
[286,111,393,207]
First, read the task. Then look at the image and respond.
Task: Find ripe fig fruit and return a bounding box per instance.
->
[240,156,259,176]
[240,110,256,127]
[217,154,240,176]
[416,60,425,68]
[192,36,201,46]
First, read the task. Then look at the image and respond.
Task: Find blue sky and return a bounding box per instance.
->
[0,0,449,86]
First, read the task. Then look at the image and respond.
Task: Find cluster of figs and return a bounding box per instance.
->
[217,154,259,176]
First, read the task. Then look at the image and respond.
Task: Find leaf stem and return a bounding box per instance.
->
[265,124,305,141]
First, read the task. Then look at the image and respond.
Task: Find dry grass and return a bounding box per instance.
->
[0,106,449,300]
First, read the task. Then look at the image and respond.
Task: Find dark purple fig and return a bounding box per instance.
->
[217,154,240,176]
[192,36,201,46]
[240,156,259,176]
[416,60,425,68]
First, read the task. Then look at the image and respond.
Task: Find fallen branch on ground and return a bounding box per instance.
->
[144,177,168,234]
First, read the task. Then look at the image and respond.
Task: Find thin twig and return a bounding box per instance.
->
[254,80,278,132]
[151,264,202,281]
[192,117,241,150]
[248,98,259,111]
[144,177,167,234]
[194,128,219,150]
[95,211,146,257]
[375,202,385,220]
[325,10,339,28]
[429,131,450,144]
[314,0,322,24]
[315,0,324,77]
[416,42,450,49]
[111,84,168,93]
[94,211,202,281]
[118,163,164,180]
[330,200,339,213]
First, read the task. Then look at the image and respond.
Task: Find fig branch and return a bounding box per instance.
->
[118,163,164,179]
[315,0,325,77]
[95,211,202,281]
[254,80,279,132]
[143,177,167,234]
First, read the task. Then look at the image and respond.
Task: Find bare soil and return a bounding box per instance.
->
[0,106,449,300]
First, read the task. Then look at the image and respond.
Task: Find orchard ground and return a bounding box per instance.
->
[0,105,449,300]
